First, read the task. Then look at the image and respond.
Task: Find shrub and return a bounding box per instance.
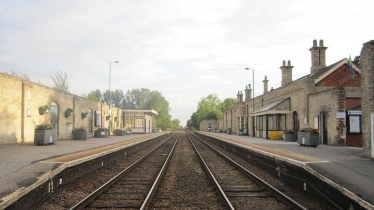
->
[35,124,54,130]
[283,129,295,134]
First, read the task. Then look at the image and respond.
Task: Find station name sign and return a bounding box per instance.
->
[348,110,362,115]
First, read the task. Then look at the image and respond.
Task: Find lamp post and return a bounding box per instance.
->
[245,68,255,137]
[109,61,119,108]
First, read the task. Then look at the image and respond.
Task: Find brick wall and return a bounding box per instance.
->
[0,74,23,143]
[316,64,361,87]
[361,40,374,157]
[346,98,361,110]
[0,72,155,144]
[199,120,217,131]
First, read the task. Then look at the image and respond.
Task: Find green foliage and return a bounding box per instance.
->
[170,119,181,131]
[4,70,30,81]
[187,95,238,129]
[352,55,360,67]
[51,70,69,92]
[102,89,124,107]
[220,98,237,112]
[83,89,102,102]
[195,94,223,128]
[186,112,198,129]
[83,88,176,131]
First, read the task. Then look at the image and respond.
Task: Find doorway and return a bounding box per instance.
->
[322,112,328,144]
[51,102,59,135]
[87,109,93,134]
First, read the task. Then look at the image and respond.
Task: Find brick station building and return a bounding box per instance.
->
[0,75,158,144]
[205,40,362,147]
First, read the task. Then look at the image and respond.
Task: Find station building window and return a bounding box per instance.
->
[238,116,244,130]
[135,117,143,127]
[125,117,134,128]
[268,114,286,131]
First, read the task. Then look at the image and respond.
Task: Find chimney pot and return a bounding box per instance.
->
[313,39,317,47]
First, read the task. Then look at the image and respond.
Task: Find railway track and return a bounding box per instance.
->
[39,130,332,209]
[186,130,307,210]
[68,133,179,210]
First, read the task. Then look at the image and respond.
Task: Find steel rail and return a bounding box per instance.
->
[186,132,236,210]
[68,133,177,210]
[140,133,180,210]
[190,131,308,210]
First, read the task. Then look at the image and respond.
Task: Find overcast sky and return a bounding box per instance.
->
[1,0,373,126]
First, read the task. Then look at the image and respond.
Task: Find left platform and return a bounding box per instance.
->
[0,132,167,209]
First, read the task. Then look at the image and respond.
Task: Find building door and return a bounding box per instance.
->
[50,102,59,135]
[322,112,328,144]
[252,116,255,137]
[87,109,93,134]
[293,111,298,139]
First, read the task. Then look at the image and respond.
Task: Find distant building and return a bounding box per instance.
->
[202,40,362,147]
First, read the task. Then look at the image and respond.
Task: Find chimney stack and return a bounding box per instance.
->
[245,85,252,101]
[309,39,328,73]
[263,76,269,93]
[280,60,293,87]
[237,91,243,102]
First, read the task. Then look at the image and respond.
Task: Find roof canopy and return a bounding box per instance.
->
[123,109,158,116]
[252,98,291,116]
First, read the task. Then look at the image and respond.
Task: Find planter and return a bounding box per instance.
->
[126,131,132,135]
[283,133,296,142]
[73,131,87,140]
[34,130,57,145]
[94,130,109,138]
[39,107,48,115]
[115,130,126,136]
[65,112,73,118]
[298,132,319,147]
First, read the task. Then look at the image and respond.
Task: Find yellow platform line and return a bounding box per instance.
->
[44,133,165,163]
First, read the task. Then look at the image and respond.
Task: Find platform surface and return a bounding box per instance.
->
[0,132,166,208]
[201,131,374,207]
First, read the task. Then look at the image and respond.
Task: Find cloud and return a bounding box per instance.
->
[1,0,374,125]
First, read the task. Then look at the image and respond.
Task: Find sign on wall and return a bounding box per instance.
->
[349,115,361,133]
[336,112,346,119]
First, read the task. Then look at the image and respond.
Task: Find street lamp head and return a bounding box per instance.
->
[245,68,253,70]
[114,61,119,63]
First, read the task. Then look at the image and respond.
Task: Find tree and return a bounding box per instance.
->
[123,88,173,131]
[171,119,181,131]
[186,112,198,129]
[83,89,102,101]
[352,55,360,67]
[4,70,30,81]
[220,98,237,112]
[51,70,69,92]
[187,95,238,130]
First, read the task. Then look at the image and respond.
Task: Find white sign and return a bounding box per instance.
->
[336,112,346,119]
[348,110,362,115]
[349,116,360,133]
